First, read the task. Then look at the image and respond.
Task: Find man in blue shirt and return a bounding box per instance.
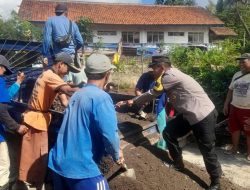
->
[49,53,124,190]
[0,55,27,190]
[42,3,87,87]
[42,3,83,61]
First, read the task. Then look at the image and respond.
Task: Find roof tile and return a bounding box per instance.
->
[19,0,224,26]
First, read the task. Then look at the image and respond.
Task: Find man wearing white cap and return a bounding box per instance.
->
[48,53,124,190]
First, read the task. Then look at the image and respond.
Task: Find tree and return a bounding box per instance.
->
[216,0,224,13]
[76,17,94,43]
[0,11,42,41]
[217,0,250,38]
[155,0,196,5]
[206,0,216,14]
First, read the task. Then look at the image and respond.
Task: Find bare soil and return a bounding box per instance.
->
[104,143,247,190]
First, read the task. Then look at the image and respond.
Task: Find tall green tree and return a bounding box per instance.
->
[215,0,250,47]
[155,0,196,5]
[216,0,224,13]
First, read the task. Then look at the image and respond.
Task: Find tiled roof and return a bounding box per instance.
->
[18,0,224,26]
[210,27,237,36]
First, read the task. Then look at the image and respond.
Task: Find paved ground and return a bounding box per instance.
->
[182,143,250,189]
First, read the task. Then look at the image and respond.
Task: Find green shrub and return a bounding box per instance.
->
[169,40,240,113]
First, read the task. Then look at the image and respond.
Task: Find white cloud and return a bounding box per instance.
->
[0,0,22,19]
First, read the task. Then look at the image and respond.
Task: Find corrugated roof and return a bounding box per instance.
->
[210,27,237,36]
[18,0,224,26]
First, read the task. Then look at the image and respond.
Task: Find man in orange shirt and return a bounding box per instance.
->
[18,52,80,189]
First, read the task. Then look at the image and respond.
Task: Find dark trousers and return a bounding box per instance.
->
[163,110,222,182]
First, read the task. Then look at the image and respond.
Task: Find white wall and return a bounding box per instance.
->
[92,30,122,43]
[92,25,210,44]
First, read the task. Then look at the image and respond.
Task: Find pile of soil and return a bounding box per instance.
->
[101,143,247,190]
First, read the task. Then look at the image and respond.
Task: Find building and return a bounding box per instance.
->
[18,0,236,49]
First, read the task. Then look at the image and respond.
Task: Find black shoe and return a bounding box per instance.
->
[206,183,220,190]
[170,159,185,171]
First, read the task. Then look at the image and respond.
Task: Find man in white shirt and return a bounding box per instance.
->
[223,53,250,161]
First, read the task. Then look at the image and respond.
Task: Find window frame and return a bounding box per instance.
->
[122,31,140,44]
[188,32,204,44]
[147,31,164,43]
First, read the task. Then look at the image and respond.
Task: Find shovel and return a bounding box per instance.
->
[106,163,136,182]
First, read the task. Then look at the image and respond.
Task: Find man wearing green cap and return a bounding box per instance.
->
[223,53,250,161]
[48,53,124,190]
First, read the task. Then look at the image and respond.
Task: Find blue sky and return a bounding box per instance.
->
[0,0,217,19]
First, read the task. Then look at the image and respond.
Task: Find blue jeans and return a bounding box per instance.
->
[52,172,109,190]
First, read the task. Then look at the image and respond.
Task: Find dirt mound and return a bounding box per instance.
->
[103,142,246,190]
[109,176,149,190]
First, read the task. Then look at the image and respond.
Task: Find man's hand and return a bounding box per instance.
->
[17,125,29,135]
[43,57,48,69]
[116,149,125,165]
[115,100,133,108]
[16,72,25,84]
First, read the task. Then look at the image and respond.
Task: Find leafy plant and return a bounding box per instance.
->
[76,17,94,42]
[0,11,42,41]
[169,40,239,112]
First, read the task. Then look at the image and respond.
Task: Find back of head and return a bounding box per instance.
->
[85,53,115,80]
[55,3,68,16]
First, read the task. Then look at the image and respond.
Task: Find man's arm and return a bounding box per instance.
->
[58,85,79,97]
[135,88,143,96]
[8,72,25,98]
[42,20,52,57]
[58,93,69,107]
[223,89,233,116]
[95,99,120,162]
[0,103,28,134]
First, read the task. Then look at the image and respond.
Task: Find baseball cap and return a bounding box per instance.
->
[148,55,171,68]
[55,3,68,13]
[85,53,116,74]
[54,52,81,73]
[236,53,250,60]
[0,55,13,75]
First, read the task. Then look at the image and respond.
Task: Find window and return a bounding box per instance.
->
[168,32,184,36]
[188,32,204,44]
[147,32,164,43]
[97,31,117,36]
[122,32,140,43]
